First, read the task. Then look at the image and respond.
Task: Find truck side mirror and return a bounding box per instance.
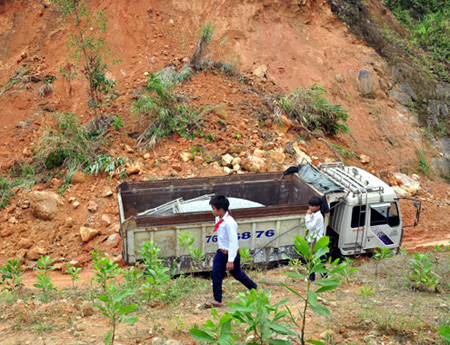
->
[396,197,422,228]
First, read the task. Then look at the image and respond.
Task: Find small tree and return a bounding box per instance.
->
[94,282,138,345]
[50,0,118,125]
[33,255,57,302]
[281,235,343,345]
[0,259,24,296]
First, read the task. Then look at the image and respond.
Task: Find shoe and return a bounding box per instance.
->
[204,300,223,308]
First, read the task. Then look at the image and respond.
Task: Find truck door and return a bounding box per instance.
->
[364,202,401,250]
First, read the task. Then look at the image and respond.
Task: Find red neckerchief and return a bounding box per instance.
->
[213,212,228,232]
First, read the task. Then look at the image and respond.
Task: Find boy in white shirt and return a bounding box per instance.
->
[305,196,325,281]
[205,195,258,308]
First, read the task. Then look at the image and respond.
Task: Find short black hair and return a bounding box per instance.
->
[209,195,229,211]
[308,196,322,207]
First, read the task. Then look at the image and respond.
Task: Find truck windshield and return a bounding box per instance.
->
[351,202,400,228]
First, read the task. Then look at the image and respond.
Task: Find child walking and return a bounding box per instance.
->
[205,195,258,308]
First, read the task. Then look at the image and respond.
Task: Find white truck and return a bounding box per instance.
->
[116,162,421,272]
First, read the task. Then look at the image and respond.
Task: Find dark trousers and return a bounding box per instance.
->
[212,249,257,303]
[309,255,328,281]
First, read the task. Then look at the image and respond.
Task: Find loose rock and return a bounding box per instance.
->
[80,227,99,242]
[29,191,63,221]
[87,201,98,212]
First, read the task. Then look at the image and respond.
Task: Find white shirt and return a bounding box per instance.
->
[305,211,324,242]
[215,212,239,262]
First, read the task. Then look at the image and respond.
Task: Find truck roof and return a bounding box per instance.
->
[317,162,397,205]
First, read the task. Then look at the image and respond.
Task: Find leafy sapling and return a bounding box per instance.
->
[94,282,139,345]
[139,241,171,301]
[373,247,394,277]
[66,262,82,288]
[405,252,439,291]
[230,289,296,345]
[0,259,24,295]
[91,248,122,291]
[178,230,206,270]
[281,235,342,345]
[34,255,57,302]
[189,308,236,344]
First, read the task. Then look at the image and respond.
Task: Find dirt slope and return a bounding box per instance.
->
[0,0,449,268]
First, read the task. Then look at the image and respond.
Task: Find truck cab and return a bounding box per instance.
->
[316,162,416,256]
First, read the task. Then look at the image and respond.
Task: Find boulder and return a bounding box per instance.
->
[266,149,285,165]
[101,214,111,227]
[18,238,33,249]
[179,152,191,162]
[29,191,62,220]
[393,173,421,194]
[16,248,27,264]
[193,156,203,166]
[273,114,291,134]
[358,69,376,99]
[0,227,13,237]
[252,64,268,78]
[221,154,234,166]
[126,164,140,175]
[87,201,98,212]
[80,227,99,242]
[253,149,265,158]
[27,247,46,261]
[103,189,113,197]
[242,156,266,172]
[360,154,371,164]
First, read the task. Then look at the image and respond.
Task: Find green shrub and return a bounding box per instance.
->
[0,259,24,295]
[279,84,349,135]
[405,252,439,291]
[0,176,21,209]
[37,112,96,171]
[191,22,215,71]
[417,148,430,175]
[132,74,208,147]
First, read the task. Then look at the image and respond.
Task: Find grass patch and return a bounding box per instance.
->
[0,66,32,96]
[132,73,217,148]
[35,112,126,189]
[276,83,349,136]
[329,143,360,161]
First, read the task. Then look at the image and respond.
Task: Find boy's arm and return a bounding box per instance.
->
[226,221,239,264]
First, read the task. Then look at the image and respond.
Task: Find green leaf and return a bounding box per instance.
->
[229,304,254,313]
[314,236,330,251]
[218,333,235,345]
[279,282,303,298]
[314,278,340,293]
[294,235,309,256]
[309,304,330,317]
[124,316,139,325]
[439,325,450,341]
[189,329,215,343]
[218,314,234,328]
[307,291,318,307]
[118,303,137,315]
[97,295,111,303]
[268,340,292,345]
[269,323,296,335]
[306,339,326,345]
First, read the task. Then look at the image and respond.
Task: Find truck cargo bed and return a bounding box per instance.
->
[117,172,320,271]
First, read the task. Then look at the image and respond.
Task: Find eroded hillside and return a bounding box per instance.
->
[0,0,449,269]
